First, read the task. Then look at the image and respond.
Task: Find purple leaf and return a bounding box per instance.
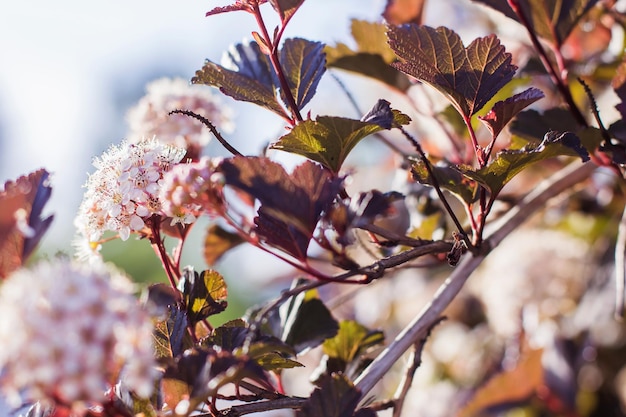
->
[279,38,326,111]
[479,87,544,139]
[389,25,517,119]
[206,0,268,16]
[472,0,599,49]
[218,157,343,260]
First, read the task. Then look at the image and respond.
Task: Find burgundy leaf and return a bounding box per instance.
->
[206,0,268,16]
[479,87,544,139]
[268,0,305,24]
[0,169,53,279]
[472,0,599,49]
[389,25,517,119]
[218,157,343,260]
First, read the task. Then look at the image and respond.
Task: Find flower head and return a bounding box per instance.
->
[159,157,225,225]
[0,259,156,410]
[126,77,234,155]
[74,138,186,256]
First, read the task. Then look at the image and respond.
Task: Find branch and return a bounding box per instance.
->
[615,202,626,319]
[354,161,596,398]
[391,318,443,417]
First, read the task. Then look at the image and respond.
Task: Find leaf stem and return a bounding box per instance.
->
[507,0,587,127]
[251,3,303,124]
[400,127,471,247]
[330,72,410,158]
[354,161,596,398]
[170,110,243,156]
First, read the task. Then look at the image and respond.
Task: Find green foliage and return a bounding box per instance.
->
[462,131,590,197]
[278,287,340,354]
[411,161,479,204]
[325,19,412,91]
[177,268,228,325]
[271,99,410,173]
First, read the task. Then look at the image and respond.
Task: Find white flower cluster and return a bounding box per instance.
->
[127,77,234,152]
[159,157,224,225]
[74,138,186,259]
[0,259,156,409]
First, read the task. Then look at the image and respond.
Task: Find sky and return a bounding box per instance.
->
[0,0,389,251]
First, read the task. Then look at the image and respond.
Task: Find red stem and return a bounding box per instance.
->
[507,0,587,127]
[251,3,303,124]
[148,215,179,288]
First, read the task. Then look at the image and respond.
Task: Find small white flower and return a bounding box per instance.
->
[74,138,185,253]
[0,259,156,410]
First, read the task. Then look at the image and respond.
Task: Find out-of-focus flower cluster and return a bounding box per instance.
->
[126,77,234,155]
[74,138,186,259]
[0,259,156,411]
[159,156,225,225]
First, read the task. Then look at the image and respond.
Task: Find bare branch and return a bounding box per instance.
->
[354,161,596,398]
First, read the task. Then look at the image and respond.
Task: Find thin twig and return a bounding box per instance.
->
[392,318,444,417]
[330,72,410,157]
[170,109,243,156]
[400,127,470,246]
[354,161,596,398]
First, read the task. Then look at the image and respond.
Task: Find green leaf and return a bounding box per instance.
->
[323,320,384,365]
[472,0,599,49]
[178,268,228,324]
[192,40,287,118]
[297,373,365,417]
[153,305,190,360]
[269,0,305,24]
[479,87,544,140]
[278,284,339,354]
[388,25,517,118]
[271,99,410,172]
[461,131,590,197]
[219,157,343,260]
[411,160,479,204]
[280,38,326,110]
[203,224,245,266]
[325,20,411,91]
